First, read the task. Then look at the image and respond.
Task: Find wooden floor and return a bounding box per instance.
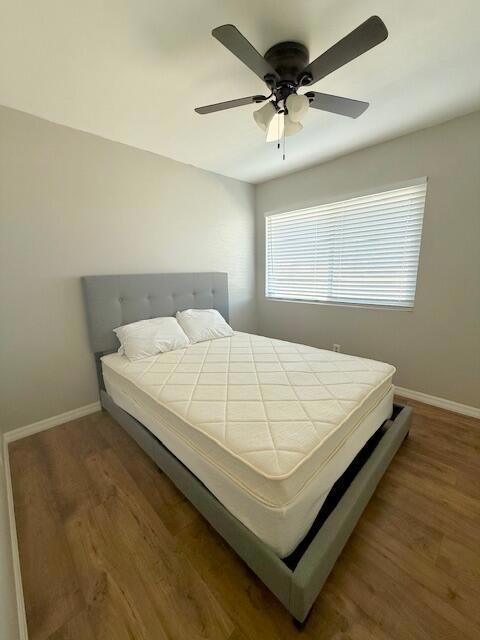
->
[9,398,480,640]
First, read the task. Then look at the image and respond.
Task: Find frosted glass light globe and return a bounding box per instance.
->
[285,93,309,123]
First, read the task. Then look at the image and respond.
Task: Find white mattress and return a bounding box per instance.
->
[102,332,395,556]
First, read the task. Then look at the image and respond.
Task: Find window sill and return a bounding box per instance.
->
[264,296,414,312]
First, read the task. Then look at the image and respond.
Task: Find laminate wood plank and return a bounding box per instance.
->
[385,464,480,524]
[346,536,466,640]
[53,413,111,460]
[354,509,480,628]
[382,448,458,487]
[452,468,480,502]
[65,503,170,640]
[317,588,394,640]
[336,531,474,640]
[411,429,479,470]
[375,475,480,553]
[9,399,480,640]
[45,610,96,640]
[394,397,480,431]
[97,414,200,535]
[348,532,480,639]
[299,583,391,640]
[9,438,84,640]
[36,425,104,520]
[176,518,302,640]
[326,550,422,640]
[84,447,234,640]
[436,536,480,595]
[360,496,443,562]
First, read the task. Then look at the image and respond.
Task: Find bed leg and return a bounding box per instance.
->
[292,616,306,631]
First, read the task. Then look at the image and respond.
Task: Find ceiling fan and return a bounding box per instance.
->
[195,17,388,143]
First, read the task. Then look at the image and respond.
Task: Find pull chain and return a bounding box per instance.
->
[277,114,286,160]
[274,112,287,160]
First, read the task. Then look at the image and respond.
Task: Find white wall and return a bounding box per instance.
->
[0,106,256,433]
[256,111,480,407]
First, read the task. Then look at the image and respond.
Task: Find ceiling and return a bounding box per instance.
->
[1,0,479,184]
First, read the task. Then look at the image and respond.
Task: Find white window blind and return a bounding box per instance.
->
[265,180,427,308]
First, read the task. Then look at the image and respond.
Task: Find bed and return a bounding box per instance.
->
[82,272,411,625]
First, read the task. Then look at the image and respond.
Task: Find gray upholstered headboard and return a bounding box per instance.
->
[82,272,229,354]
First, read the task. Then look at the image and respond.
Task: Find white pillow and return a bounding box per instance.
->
[176,308,234,344]
[114,317,190,361]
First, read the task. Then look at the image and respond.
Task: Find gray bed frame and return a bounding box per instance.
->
[82,272,411,626]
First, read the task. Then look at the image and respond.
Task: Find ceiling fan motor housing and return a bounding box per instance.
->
[264,41,309,84]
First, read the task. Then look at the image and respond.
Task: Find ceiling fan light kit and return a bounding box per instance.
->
[253,101,276,131]
[253,100,304,143]
[195,16,388,155]
[264,113,303,143]
[284,116,303,137]
[285,93,310,123]
[265,113,284,143]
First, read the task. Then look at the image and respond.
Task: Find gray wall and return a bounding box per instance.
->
[256,111,480,407]
[0,106,256,432]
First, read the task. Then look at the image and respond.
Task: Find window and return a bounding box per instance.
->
[265,179,427,309]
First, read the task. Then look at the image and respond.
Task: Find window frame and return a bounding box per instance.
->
[264,178,427,312]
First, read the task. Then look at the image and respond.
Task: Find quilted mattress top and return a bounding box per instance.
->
[102,332,395,503]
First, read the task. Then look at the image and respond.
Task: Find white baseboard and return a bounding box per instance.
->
[4,401,101,444]
[395,386,480,419]
[3,439,28,639]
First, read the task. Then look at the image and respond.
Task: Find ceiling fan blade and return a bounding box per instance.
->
[307,92,369,118]
[212,24,279,82]
[195,95,267,114]
[302,16,388,85]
